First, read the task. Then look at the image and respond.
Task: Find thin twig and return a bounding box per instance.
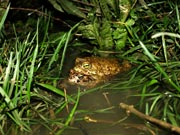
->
[119,102,180,134]
[1,6,72,28]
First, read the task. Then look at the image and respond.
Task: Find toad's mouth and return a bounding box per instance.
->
[68,72,96,85]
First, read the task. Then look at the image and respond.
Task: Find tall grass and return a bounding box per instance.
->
[1,0,180,134]
[123,0,180,126]
[0,7,81,134]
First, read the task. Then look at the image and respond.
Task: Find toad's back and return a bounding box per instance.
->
[67,56,131,87]
[73,57,121,76]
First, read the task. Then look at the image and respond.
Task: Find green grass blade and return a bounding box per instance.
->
[162,35,167,63]
[9,52,20,97]
[65,89,80,126]
[48,33,67,70]
[36,83,75,103]
[59,22,81,73]
[55,89,80,135]
[26,20,39,102]
[0,87,30,131]
[0,4,10,31]
[168,113,178,126]
[139,41,180,92]
[3,52,13,91]
[26,42,38,102]
[175,2,180,32]
[151,32,180,39]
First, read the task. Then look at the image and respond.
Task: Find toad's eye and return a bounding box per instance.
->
[82,62,91,69]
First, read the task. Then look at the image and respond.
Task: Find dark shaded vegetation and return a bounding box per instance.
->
[0,0,180,134]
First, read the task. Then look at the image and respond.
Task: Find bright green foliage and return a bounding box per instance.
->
[0,13,79,134]
[0,4,9,42]
[112,26,127,50]
[1,1,180,134]
[77,0,134,51]
[48,0,136,51]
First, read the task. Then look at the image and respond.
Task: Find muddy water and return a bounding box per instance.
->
[33,51,170,135]
[55,55,169,135]
[64,88,143,135]
[60,82,168,135]
[26,76,170,135]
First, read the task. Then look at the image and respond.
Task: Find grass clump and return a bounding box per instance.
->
[1,0,180,135]
[123,0,180,126]
[0,7,80,134]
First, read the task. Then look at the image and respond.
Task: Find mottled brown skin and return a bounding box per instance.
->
[67,56,131,88]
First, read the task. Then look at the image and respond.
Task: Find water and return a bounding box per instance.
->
[60,83,167,135]
[7,51,171,135]
[13,78,170,135]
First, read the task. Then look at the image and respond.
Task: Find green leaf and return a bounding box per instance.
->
[112,27,127,50]
[48,0,64,12]
[125,19,135,26]
[147,79,159,87]
[99,19,114,49]
[99,0,112,20]
[113,27,127,39]
[115,37,126,50]
[57,0,86,18]
[0,4,10,30]
[78,24,97,40]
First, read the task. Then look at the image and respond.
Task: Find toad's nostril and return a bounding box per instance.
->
[78,74,84,80]
[77,79,80,83]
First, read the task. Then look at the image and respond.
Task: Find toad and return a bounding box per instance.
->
[67,56,131,88]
